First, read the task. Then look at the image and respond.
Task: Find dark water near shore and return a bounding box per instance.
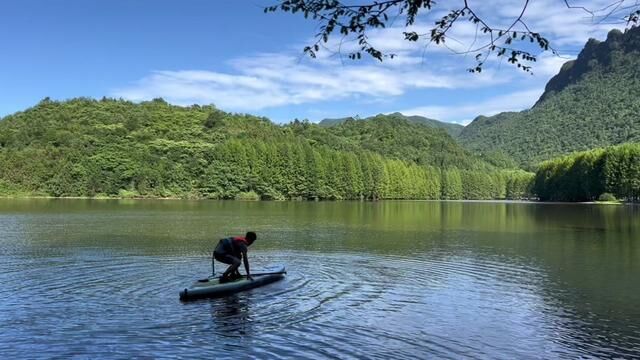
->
[0,199,639,359]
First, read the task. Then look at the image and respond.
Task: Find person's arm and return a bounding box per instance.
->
[242,249,252,280]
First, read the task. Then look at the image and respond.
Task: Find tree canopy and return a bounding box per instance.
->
[534,143,640,201]
[0,98,532,200]
[266,0,640,73]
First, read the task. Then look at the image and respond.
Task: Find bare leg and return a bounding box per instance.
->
[222,257,241,280]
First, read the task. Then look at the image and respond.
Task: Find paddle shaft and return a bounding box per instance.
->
[250,271,287,276]
[211,249,284,277]
[198,271,287,282]
[211,251,215,276]
[203,271,286,281]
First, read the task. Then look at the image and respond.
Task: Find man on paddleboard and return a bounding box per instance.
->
[214,231,256,282]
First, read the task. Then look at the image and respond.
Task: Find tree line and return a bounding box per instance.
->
[0,137,534,200]
[4,98,639,203]
[533,143,640,201]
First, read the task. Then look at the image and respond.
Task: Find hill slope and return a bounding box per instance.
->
[458,27,640,167]
[296,113,481,169]
[0,98,519,200]
[319,112,464,137]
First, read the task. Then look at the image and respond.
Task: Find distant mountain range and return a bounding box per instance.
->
[299,112,488,169]
[458,27,640,167]
[321,26,640,169]
[319,112,464,137]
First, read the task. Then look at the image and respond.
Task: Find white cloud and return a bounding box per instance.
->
[534,53,576,77]
[517,0,624,45]
[320,0,624,60]
[112,0,625,118]
[398,87,545,125]
[112,52,508,112]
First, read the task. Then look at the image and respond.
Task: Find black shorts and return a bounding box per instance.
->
[214,251,240,265]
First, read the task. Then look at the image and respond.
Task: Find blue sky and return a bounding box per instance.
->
[0,0,625,124]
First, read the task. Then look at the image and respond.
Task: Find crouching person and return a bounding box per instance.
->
[213,232,256,282]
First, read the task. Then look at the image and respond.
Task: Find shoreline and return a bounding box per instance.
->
[0,195,635,205]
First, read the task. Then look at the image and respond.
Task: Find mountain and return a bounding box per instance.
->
[317,116,353,127]
[0,97,525,200]
[458,27,640,168]
[319,112,464,137]
[294,113,486,169]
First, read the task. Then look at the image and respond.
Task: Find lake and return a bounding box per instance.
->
[0,199,639,358]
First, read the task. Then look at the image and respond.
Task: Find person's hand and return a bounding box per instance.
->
[246,275,254,281]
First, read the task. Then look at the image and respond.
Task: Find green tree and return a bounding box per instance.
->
[441,168,463,200]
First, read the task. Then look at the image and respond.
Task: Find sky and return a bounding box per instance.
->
[0,0,630,124]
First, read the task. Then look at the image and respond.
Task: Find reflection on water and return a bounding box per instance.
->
[211,295,253,337]
[0,199,639,358]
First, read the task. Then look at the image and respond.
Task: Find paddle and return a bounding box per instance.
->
[198,271,286,283]
[209,248,286,276]
[211,250,216,277]
[250,271,287,276]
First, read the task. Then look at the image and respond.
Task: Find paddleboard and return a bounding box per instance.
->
[179,264,286,301]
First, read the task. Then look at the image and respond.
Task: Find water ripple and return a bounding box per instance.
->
[0,248,638,359]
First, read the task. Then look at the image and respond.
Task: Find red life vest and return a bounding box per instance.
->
[233,236,248,245]
[216,236,249,256]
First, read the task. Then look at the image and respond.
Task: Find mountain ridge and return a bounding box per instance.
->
[535,28,635,106]
[458,26,640,167]
[318,112,464,137]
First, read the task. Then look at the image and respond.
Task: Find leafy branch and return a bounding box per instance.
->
[265,0,640,73]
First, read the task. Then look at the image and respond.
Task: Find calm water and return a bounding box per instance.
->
[0,199,639,359]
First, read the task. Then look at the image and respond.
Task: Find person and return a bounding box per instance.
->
[214,231,257,282]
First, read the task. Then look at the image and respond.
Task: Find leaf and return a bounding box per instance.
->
[404,31,420,41]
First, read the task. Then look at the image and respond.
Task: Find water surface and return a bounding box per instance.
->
[0,199,639,358]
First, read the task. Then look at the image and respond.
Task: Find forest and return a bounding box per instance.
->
[534,143,640,202]
[1,97,638,202]
[0,98,534,200]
